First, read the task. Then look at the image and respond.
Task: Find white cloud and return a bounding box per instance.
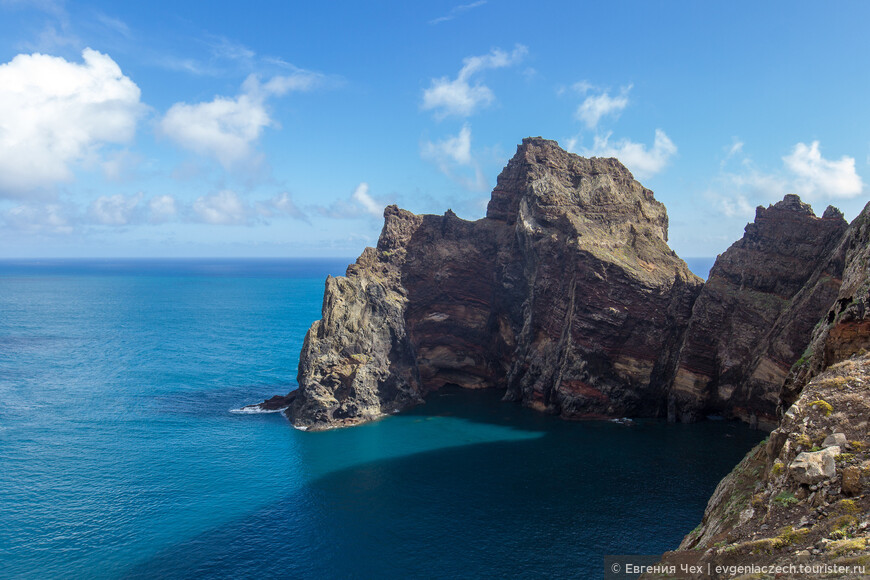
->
[430,0,486,25]
[88,193,142,225]
[0,48,144,196]
[3,202,74,233]
[256,192,307,221]
[706,138,864,219]
[783,141,863,199]
[575,129,677,179]
[571,80,596,95]
[315,183,393,219]
[576,87,630,129]
[193,190,250,225]
[421,45,527,118]
[351,183,382,217]
[422,124,473,165]
[160,93,269,169]
[726,140,744,158]
[160,71,321,169]
[421,125,487,191]
[148,195,177,223]
[709,192,754,218]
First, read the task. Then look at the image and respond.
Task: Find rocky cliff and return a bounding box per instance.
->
[244,138,855,433]
[669,196,848,428]
[256,138,705,430]
[647,203,870,578]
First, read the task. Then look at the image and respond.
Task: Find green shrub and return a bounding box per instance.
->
[810,400,834,416]
[773,491,799,507]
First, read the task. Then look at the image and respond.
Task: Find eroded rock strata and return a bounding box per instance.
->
[278,137,704,430]
[669,196,848,427]
[246,137,853,435]
[646,202,870,578]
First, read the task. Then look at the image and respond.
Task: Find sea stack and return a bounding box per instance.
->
[277,137,704,430]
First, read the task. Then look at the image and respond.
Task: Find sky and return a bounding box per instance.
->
[1,0,869,259]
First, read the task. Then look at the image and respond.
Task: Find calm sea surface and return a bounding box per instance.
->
[0,258,755,579]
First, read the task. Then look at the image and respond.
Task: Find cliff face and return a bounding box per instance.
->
[278,138,703,430]
[247,137,853,433]
[648,204,870,578]
[490,141,700,419]
[669,196,848,427]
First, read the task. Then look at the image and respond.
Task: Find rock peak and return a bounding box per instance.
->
[486,138,667,241]
[823,205,845,220]
[772,193,814,215]
[753,195,846,227]
[273,136,703,431]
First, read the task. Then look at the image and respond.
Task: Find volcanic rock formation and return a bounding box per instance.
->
[268,138,704,430]
[246,138,851,433]
[669,195,848,428]
[649,202,870,577]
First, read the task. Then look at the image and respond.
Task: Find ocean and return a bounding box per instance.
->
[0,257,756,579]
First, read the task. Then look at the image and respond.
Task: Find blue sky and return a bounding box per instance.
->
[1,0,868,258]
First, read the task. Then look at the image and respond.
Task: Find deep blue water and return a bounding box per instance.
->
[0,258,759,579]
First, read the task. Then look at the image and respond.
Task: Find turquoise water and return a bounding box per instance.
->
[0,259,761,579]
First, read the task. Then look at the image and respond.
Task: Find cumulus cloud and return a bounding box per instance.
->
[421,45,526,118]
[422,124,473,165]
[783,141,863,199]
[576,86,630,129]
[159,71,321,169]
[256,191,307,221]
[148,195,178,223]
[709,192,755,218]
[88,193,142,225]
[193,190,250,225]
[575,129,677,179]
[421,124,487,190]
[3,203,75,234]
[0,48,144,197]
[707,139,864,219]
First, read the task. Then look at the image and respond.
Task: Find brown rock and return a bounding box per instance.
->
[279,137,703,430]
[842,466,862,496]
[668,194,847,424]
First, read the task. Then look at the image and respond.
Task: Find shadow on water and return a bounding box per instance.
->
[124,388,765,580]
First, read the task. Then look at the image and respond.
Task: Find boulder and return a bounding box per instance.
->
[822,433,848,448]
[789,446,840,485]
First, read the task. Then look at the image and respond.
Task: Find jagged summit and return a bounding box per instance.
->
[486,137,668,243]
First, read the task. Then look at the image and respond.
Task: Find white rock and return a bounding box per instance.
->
[790,446,840,485]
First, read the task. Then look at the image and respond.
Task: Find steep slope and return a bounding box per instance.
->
[669,196,848,428]
[490,140,701,419]
[649,203,870,578]
[260,137,704,430]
